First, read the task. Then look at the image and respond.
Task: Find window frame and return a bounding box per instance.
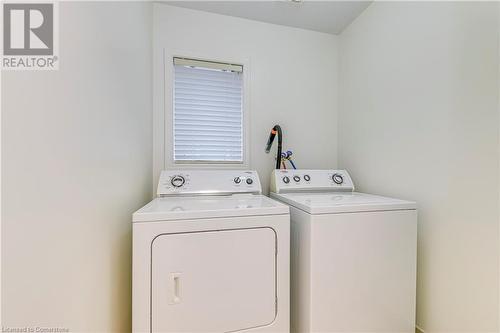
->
[157,49,251,172]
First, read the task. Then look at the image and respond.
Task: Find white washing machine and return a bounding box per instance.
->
[270,169,417,333]
[133,170,290,333]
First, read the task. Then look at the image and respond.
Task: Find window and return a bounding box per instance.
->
[173,57,244,163]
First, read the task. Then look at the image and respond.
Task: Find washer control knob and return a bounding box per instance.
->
[304,175,311,181]
[234,177,241,184]
[246,178,253,185]
[332,173,344,185]
[282,176,290,184]
[171,175,185,188]
[293,175,301,182]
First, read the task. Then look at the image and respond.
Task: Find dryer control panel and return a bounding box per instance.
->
[270,169,354,193]
[157,170,262,196]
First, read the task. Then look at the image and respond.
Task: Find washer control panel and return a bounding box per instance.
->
[157,170,262,196]
[270,169,354,193]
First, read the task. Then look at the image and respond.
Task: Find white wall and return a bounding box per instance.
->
[1,2,152,332]
[339,2,499,332]
[153,4,339,192]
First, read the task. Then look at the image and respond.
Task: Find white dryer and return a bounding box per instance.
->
[133,170,290,333]
[270,169,417,333]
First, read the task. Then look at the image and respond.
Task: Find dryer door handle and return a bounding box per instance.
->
[169,272,181,305]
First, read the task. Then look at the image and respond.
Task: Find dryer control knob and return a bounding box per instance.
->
[246,178,253,185]
[234,177,242,184]
[332,173,344,185]
[304,175,311,181]
[293,175,301,182]
[282,176,290,184]
[171,175,185,188]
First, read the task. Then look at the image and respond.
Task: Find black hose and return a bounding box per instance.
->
[265,125,283,169]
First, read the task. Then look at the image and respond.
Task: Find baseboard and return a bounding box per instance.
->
[415,325,425,333]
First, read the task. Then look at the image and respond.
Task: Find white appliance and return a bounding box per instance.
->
[133,170,290,333]
[270,169,417,333]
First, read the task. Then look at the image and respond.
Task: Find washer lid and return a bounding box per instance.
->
[270,192,416,214]
[133,195,289,222]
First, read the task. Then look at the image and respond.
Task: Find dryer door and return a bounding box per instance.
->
[151,227,277,332]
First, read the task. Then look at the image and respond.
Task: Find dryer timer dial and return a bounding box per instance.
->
[171,175,186,188]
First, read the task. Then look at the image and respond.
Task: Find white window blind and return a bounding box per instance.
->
[173,58,244,163]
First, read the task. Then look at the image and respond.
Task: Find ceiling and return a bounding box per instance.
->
[163,1,372,35]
